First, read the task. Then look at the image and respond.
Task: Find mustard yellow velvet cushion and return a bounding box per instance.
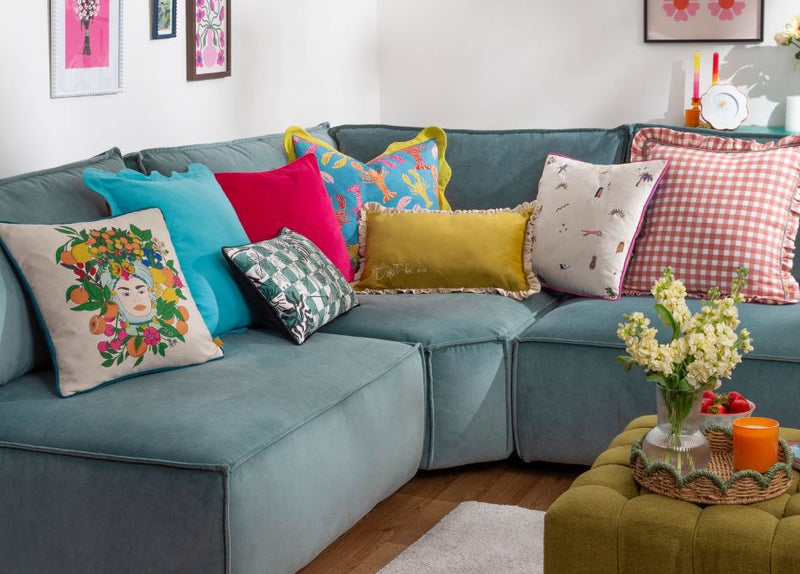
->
[353,202,541,300]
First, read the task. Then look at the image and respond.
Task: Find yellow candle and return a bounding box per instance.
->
[733,417,779,473]
[693,50,700,100]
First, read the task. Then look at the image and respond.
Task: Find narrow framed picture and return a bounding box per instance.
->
[152,0,177,39]
[50,0,123,98]
[186,0,230,81]
[644,0,764,43]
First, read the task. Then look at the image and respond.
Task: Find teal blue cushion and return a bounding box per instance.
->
[515,295,800,465]
[521,295,800,363]
[83,164,252,336]
[132,123,336,175]
[0,329,425,573]
[319,292,552,468]
[331,125,629,210]
[0,148,125,387]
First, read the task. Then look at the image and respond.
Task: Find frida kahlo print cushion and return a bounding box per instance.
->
[284,125,452,278]
[0,208,223,397]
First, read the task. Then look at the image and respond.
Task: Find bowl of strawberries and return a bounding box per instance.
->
[699,390,755,431]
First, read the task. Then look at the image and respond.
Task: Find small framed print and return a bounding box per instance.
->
[644,0,764,43]
[152,0,177,39]
[186,0,230,81]
[50,0,123,98]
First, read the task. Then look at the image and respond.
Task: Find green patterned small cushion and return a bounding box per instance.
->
[223,228,358,344]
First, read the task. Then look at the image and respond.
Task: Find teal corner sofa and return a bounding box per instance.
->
[1,122,798,573]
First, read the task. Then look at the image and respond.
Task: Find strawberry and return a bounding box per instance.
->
[727,391,744,404]
[703,390,716,401]
[701,397,713,413]
[708,403,728,415]
[729,398,751,414]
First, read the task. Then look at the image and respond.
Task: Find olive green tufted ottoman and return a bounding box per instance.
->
[544,416,800,574]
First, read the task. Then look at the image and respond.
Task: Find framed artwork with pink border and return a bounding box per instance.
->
[50,0,123,98]
[645,0,764,42]
[186,0,231,81]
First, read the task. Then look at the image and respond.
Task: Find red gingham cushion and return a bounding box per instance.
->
[623,128,800,304]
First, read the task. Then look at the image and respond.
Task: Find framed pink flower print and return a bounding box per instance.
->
[644,0,764,42]
[186,0,231,81]
[50,0,123,97]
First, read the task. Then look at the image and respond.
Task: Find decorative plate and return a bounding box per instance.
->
[700,84,749,130]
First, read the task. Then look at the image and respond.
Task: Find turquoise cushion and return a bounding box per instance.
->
[331,125,629,210]
[83,164,252,336]
[132,123,336,175]
[0,148,125,387]
[0,329,425,573]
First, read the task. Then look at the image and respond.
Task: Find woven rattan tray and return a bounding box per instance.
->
[631,427,795,505]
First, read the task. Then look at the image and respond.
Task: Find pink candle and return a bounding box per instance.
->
[712,52,719,85]
[693,51,700,100]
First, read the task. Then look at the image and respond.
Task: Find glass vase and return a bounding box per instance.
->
[642,385,711,476]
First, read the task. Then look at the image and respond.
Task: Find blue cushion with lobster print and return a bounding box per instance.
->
[284,125,452,273]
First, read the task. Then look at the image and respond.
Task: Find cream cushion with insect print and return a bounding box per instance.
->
[0,208,223,397]
[284,125,452,279]
[531,153,668,299]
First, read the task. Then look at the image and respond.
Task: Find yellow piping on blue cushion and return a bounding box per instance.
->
[283,125,452,210]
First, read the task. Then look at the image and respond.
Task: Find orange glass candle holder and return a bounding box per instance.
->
[684,97,701,128]
[733,417,779,473]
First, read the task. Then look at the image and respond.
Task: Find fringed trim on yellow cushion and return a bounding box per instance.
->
[353,201,542,301]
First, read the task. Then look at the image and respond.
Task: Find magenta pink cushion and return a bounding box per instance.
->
[624,127,800,304]
[215,154,352,280]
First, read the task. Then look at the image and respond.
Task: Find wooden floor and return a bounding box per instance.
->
[300,457,586,574]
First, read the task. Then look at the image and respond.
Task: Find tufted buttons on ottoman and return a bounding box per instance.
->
[544,416,800,574]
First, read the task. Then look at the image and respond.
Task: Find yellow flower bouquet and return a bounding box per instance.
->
[617,267,753,474]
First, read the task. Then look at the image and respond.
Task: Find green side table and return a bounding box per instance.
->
[544,416,800,574]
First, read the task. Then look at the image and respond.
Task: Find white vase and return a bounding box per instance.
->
[786,96,800,134]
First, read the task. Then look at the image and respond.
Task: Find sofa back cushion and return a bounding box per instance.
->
[0,148,126,386]
[628,124,800,285]
[131,123,336,175]
[330,125,629,210]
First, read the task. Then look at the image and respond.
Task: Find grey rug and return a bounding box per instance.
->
[378,501,544,574]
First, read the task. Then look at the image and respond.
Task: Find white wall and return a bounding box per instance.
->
[0,1,380,178]
[377,0,797,130]
[3,1,797,179]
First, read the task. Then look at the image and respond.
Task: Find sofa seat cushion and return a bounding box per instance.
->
[0,328,425,573]
[515,296,800,465]
[0,328,419,466]
[321,292,557,347]
[521,296,800,363]
[319,292,560,469]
